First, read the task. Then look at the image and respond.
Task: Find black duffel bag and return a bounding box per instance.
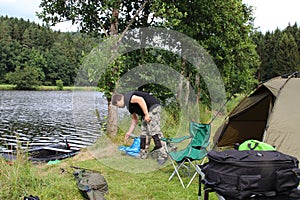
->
[202,150,300,199]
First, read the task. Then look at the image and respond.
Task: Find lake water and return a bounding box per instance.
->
[0,90,108,152]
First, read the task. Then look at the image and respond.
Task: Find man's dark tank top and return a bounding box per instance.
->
[124,91,160,116]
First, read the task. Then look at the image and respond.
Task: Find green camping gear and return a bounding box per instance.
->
[73,168,108,200]
[213,72,300,159]
[47,159,61,165]
[238,139,276,151]
[161,121,210,188]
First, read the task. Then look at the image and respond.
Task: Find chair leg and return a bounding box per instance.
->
[168,160,186,181]
[204,189,209,200]
[198,170,203,200]
[168,158,186,188]
[204,188,225,200]
[187,170,198,188]
[162,142,185,187]
[187,159,206,188]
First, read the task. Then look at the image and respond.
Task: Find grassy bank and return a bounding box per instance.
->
[0,84,98,91]
[0,84,16,90]
[38,85,98,91]
[0,149,220,200]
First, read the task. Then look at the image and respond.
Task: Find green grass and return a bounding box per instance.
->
[0,84,16,90]
[226,94,246,112]
[0,151,80,199]
[0,84,97,91]
[38,85,98,91]
[0,93,244,200]
[0,150,220,200]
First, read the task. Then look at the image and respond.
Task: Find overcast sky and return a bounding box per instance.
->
[243,0,300,32]
[1,0,300,33]
[0,0,77,32]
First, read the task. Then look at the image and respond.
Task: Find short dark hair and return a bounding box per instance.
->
[112,93,123,105]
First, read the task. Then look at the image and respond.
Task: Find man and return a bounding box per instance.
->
[112,91,168,165]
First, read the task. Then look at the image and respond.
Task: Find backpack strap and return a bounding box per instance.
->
[292,168,300,179]
[247,142,259,150]
[24,195,40,200]
[289,188,300,198]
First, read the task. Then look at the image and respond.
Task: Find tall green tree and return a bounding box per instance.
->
[255,27,300,81]
[38,0,154,136]
[0,16,96,86]
[5,65,44,90]
[161,0,260,97]
[251,31,264,82]
[0,19,13,81]
[259,31,279,80]
[37,0,259,135]
[273,32,300,76]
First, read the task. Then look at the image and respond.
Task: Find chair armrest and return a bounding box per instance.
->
[161,135,191,143]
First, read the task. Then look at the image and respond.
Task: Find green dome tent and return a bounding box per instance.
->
[213,73,300,158]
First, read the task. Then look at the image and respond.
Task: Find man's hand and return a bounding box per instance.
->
[144,114,151,123]
[125,114,138,139]
[125,132,131,139]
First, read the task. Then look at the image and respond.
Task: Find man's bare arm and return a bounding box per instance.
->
[130,95,151,122]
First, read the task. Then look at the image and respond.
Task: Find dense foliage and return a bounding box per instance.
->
[27,0,258,134]
[0,16,98,87]
[37,0,260,100]
[2,1,300,135]
[157,0,260,98]
[253,23,300,81]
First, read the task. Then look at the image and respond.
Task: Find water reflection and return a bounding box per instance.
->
[0,90,107,152]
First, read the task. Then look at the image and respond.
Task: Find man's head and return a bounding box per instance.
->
[112,93,125,108]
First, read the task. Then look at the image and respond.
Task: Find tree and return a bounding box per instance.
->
[251,31,265,82]
[38,0,153,136]
[162,0,260,97]
[5,65,44,90]
[273,32,300,76]
[37,0,260,135]
[5,47,46,89]
[255,28,300,81]
[0,16,97,87]
[257,31,279,81]
[0,19,15,81]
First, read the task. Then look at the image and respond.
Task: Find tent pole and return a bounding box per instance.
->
[209,93,235,125]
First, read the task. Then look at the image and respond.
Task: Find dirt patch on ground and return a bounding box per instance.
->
[72,149,95,162]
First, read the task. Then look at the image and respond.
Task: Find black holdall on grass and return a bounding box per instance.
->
[202,149,300,199]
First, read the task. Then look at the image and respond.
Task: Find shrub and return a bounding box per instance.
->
[56,79,64,90]
[5,66,44,90]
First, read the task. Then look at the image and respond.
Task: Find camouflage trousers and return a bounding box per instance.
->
[141,105,161,137]
[141,105,167,158]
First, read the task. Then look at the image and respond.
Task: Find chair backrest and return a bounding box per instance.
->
[189,121,210,148]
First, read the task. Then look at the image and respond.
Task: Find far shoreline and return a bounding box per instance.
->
[0,84,98,91]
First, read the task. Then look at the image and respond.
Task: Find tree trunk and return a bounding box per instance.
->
[106,4,120,136]
[195,73,200,105]
[110,7,119,36]
[177,57,186,102]
[185,76,190,107]
[107,101,118,136]
[105,1,148,136]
